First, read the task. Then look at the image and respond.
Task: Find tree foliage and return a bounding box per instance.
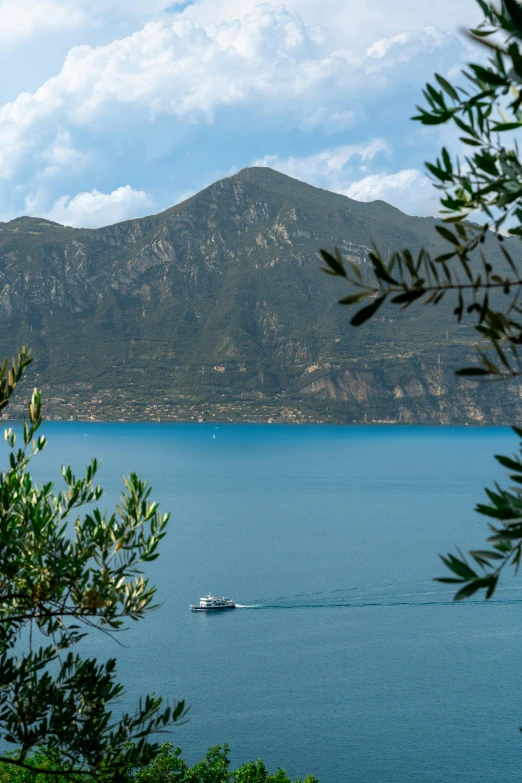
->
[321,0,522,602]
[0,349,188,780]
[0,744,318,783]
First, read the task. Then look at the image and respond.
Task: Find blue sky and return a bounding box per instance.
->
[0,0,480,227]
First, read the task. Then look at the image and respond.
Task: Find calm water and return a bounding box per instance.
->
[10,423,522,782]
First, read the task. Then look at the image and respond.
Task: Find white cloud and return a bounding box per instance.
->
[301,107,358,133]
[0,0,83,43]
[0,5,329,183]
[366,26,449,62]
[0,4,463,181]
[255,139,389,184]
[40,5,327,126]
[181,0,480,50]
[89,0,169,13]
[0,1,470,223]
[39,129,86,177]
[39,185,153,228]
[345,169,437,215]
[346,169,422,198]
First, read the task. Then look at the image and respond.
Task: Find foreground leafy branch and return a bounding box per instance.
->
[437,426,522,599]
[0,348,188,781]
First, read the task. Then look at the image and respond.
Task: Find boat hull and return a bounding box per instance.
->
[190,604,236,612]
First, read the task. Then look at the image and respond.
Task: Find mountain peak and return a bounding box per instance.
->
[234,165,333,193]
[236,165,294,181]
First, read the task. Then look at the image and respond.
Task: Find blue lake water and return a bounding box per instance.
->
[8,423,522,782]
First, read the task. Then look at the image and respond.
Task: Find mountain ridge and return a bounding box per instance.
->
[1,166,518,425]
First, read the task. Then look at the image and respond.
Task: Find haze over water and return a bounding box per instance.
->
[28,423,522,782]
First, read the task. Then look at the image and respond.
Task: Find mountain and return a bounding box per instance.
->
[1,166,519,425]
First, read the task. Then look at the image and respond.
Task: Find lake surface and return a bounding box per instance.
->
[10,423,522,782]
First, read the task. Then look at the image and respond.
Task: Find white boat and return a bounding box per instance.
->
[190,593,236,612]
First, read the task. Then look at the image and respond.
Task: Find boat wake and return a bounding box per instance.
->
[234,594,522,611]
[236,600,460,610]
[232,580,522,612]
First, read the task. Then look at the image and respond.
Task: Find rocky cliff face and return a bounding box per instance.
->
[1,166,520,424]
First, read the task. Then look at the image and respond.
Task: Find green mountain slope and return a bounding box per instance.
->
[1,166,519,424]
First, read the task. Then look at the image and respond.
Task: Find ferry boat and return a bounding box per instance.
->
[190,594,236,612]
